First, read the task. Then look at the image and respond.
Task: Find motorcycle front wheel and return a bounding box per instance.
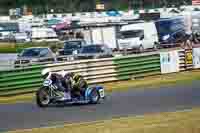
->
[36,87,50,108]
[89,89,100,104]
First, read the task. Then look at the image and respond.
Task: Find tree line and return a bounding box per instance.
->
[0,0,192,15]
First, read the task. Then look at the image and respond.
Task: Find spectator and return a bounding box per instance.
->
[76,32,84,39]
[69,31,74,39]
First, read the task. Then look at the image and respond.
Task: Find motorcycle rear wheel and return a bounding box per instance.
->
[36,87,50,108]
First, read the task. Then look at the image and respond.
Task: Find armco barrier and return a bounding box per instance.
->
[0,52,161,96]
[0,65,44,96]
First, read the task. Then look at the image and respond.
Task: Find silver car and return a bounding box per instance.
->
[15,47,57,67]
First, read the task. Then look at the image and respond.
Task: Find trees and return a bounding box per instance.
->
[0,0,192,15]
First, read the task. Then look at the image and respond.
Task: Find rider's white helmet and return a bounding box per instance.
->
[60,70,67,77]
[41,68,52,79]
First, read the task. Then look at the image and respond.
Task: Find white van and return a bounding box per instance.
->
[118,22,159,52]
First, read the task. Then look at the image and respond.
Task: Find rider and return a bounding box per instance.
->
[41,69,71,100]
[64,72,88,98]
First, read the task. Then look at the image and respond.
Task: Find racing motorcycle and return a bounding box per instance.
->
[36,78,105,107]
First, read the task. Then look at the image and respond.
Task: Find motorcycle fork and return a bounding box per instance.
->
[48,87,58,99]
[51,88,64,98]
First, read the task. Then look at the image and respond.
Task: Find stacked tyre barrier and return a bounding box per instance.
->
[45,53,161,83]
[178,49,193,71]
[113,53,161,80]
[0,65,44,96]
[178,49,187,71]
[45,58,118,84]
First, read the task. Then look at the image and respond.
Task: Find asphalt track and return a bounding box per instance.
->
[1,81,200,132]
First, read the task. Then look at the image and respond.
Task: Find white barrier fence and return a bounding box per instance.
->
[160,47,200,74]
[193,47,200,69]
[160,50,180,74]
[0,59,14,71]
[0,54,17,70]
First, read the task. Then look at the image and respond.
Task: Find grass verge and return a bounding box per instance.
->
[0,42,63,53]
[1,70,200,104]
[0,43,17,53]
[8,108,200,133]
[104,70,200,93]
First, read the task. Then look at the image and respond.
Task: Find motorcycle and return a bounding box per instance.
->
[36,79,105,107]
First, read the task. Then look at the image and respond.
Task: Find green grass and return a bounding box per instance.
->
[1,70,200,104]
[7,108,200,133]
[0,42,63,53]
[0,43,17,53]
[104,70,200,93]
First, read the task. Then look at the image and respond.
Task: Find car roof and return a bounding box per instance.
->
[155,16,184,22]
[64,39,84,42]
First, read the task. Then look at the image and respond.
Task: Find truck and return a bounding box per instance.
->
[154,16,187,47]
[82,26,118,50]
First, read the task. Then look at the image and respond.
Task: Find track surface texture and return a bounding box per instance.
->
[0,81,200,131]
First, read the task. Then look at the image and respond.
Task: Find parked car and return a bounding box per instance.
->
[15,47,57,67]
[118,22,159,52]
[76,44,113,60]
[58,39,87,55]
